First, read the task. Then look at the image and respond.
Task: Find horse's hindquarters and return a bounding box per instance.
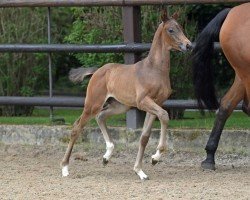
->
[220,3,250,107]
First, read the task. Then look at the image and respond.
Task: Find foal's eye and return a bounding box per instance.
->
[168,28,174,34]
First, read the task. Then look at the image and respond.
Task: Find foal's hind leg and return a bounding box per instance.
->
[96,99,130,165]
[61,74,108,176]
[134,113,156,180]
[61,112,93,176]
[61,103,105,176]
[202,75,245,170]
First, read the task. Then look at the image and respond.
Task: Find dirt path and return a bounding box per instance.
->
[0,144,249,200]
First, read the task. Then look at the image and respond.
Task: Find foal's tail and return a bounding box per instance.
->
[192,8,231,110]
[69,67,98,83]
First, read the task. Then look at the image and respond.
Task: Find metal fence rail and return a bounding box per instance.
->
[0,44,151,53]
[0,0,248,7]
[0,43,220,53]
[0,96,243,110]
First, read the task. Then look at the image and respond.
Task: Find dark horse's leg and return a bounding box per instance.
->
[201,108,229,170]
[242,97,250,116]
[201,76,245,170]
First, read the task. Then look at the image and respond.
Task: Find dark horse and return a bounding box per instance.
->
[192,3,250,170]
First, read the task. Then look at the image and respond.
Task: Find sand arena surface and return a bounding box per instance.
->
[0,144,249,200]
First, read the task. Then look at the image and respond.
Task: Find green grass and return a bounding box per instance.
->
[0,108,249,129]
[0,108,125,127]
[167,111,250,129]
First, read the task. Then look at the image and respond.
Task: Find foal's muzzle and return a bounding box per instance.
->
[186,43,193,51]
[179,42,193,52]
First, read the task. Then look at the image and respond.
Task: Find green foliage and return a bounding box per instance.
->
[189,3,238,31]
[64,7,124,91]
[0,8,48,116]
[65,7,123,66]
[49,8,82,94]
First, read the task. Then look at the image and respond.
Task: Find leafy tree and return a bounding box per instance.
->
[0,8,48,116]
[65,7,123,66]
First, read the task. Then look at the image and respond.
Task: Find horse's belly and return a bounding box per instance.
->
[109,84,137,107]
[106,67,137,107]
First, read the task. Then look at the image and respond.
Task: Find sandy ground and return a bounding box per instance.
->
[0,143,249,200]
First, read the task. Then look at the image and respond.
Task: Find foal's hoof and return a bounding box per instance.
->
[62,165,69,177]
[151,158,158,166]
[103,158,109,166]
[135,170,149,180]
[201,161,216,171]
[142,176,150,181]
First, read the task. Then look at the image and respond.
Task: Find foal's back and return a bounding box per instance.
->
[86,62,139,107]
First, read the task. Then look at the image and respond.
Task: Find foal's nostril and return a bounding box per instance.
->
[186,43,193,51]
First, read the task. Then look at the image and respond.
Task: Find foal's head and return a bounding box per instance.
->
[161,10,192,52]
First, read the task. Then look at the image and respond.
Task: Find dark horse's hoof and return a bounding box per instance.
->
[201,160,216,170]
[103,158,109,166]
[151,158,158,166]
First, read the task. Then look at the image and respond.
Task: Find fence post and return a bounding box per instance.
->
[122,6,145,129]
[47,7,54,120]
[47,7,64,124]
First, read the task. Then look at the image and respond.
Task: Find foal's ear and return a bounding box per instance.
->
[171,11,180,20]
[161,9,169,22]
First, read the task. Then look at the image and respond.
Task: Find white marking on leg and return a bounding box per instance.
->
[103,142,114,160]
[152,150,162,161]
[135,169,148,180]
[62,165,69,177]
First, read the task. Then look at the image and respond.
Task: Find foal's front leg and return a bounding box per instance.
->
[151,117,168,165]
[134,112,156,180]
[137,97,169,178]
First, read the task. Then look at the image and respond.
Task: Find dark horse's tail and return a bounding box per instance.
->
[192,8,231,110]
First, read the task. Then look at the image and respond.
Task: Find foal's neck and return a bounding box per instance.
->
[147,23,170,73]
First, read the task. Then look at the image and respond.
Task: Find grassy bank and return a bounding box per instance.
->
[0,108,249,129]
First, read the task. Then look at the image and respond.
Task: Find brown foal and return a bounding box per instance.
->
[61,11,192,180]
